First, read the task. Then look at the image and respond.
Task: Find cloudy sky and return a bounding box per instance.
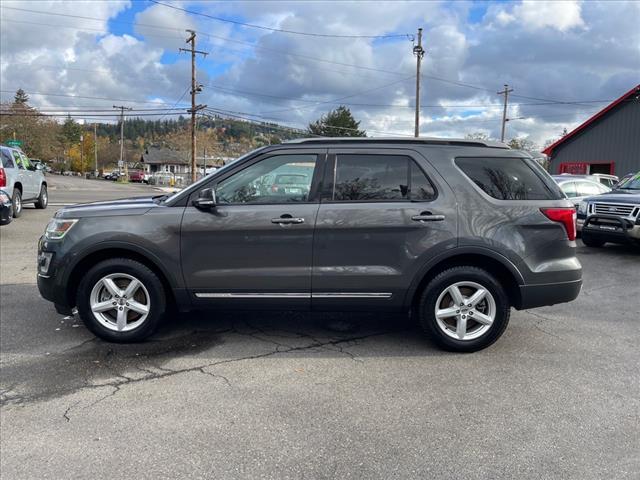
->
[1,0,638,147]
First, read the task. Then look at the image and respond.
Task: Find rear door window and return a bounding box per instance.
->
[332,154,436,202]
[455,157,564,200]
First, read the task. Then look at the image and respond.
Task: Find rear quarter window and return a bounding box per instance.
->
[1,149,15,168]
[455,157,564,200]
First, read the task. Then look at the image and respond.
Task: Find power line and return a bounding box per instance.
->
[147,0,412,39]
[0,89,189,106]
[0,7,617,107]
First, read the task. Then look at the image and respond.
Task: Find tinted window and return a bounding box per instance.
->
[216,154,317,204]
[456,157,564,200]
[1,149,15,168]
[409,162,436,200]
[333,155,435,201]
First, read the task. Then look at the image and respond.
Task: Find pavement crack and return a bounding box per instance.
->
[62,399,82,422]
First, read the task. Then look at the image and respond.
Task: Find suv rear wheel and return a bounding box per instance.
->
[76,258,166,342]
[11,189,22,218]
[34,184,48,209]
[419,266,510,352]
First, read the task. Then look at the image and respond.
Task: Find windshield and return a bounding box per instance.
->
[616,173,640,190]
[163,146,268,204]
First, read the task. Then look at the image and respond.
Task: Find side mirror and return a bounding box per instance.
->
[36,164,45,170]
[193,187,216,209]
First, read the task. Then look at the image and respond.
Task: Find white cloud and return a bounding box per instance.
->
[1,0,637,148]
[512,0,585,32]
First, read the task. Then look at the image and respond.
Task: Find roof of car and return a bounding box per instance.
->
[552,176,604,185]
[285,137,510,149]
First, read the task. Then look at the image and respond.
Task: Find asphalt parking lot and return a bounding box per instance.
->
[1,176,639,479]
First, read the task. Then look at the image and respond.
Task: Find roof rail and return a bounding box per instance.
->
[285,137,509,149]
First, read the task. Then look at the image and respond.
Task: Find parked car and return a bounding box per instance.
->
[0,189,13,225]
[37,138,582,352]
[0,145,48,217]
[577,172,640,247]
[128,170,145,183]
[552,176,610,209]
[104,171,121,181]
[556,173,619,189]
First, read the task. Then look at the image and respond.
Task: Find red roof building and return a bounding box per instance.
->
[542,84,640,176]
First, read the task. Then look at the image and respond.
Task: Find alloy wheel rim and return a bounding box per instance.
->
[42,189,47,205]
[434,281,496,341]
[14,195,21,214]
[89,273,150,332]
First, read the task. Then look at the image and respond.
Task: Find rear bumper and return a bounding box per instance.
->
[517,279,582,310]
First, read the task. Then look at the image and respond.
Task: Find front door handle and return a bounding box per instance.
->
[412,211,445,222]
[271,215,305,225]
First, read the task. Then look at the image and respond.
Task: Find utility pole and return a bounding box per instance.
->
[80,132,84,176]
[180,30,208,183]
[94,123,98,176]
[113,105,132,179]
[498,84,514,143]
[413,28,425,138]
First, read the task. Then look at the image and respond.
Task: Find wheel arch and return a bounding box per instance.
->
[13,181,22,193]
[406,248,524,311]
[65,244,178,309]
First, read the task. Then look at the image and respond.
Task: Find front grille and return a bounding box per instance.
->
[592,202,636,217]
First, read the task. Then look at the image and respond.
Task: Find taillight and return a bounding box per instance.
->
[540,207,577,241]
[0,167,5,188]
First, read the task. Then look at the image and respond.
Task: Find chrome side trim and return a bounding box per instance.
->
[194,292,393,299]
[195,293,310,299]
[313,292,393,298]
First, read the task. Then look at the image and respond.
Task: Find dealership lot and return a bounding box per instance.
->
[1,176,638,479]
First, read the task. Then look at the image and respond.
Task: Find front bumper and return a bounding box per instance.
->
[518,279,583,309]
[582,214,640,244]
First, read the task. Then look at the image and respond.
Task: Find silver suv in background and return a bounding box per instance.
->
[0,145,48,217]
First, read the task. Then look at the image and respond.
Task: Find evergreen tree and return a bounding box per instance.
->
[14,88,29,105]
[308,106,366,137]
[62,116,82,145]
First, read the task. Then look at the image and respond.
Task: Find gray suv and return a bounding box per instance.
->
[0,145,48,216]
[37,138,582,352]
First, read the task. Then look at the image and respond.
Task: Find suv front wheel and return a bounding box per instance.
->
[419,266,510,352]
[77,258,166,342]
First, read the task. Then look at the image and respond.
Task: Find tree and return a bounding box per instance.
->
[14,88,29,105]
[61,116,82,145]
[465,132,491,141]
[308,106,366,137]
[507,137,537,151]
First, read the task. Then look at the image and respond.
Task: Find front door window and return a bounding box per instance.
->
[216,154,318,204]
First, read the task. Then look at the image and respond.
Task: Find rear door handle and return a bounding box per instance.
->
[412,212,445,222]
[271,216,305,225]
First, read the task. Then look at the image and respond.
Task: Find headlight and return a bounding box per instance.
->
[45,218,78,239]
[0,192,10,204]
[578,201,588,214]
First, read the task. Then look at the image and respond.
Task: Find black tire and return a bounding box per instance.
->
[76,258,166,342]
[34,184,48,209]
[581,235,605,248]
[418,266,511,352]
[11,189,22,218]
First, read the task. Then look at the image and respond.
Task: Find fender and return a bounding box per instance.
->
[403,245,526,308]
[65,240,182,289]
